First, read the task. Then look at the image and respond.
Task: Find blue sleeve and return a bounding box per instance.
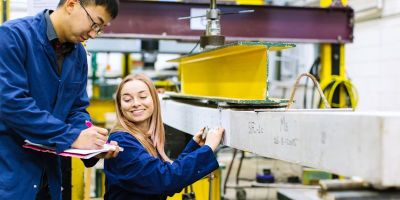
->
[66,47,90,131]
[175,139,201,160]
[0,26,80,153]
[68,48,98,167]
[104,132,219,196]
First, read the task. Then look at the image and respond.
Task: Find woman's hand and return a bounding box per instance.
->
[193,127,206,146]
[205,127,224,152]
[95,141,120,159]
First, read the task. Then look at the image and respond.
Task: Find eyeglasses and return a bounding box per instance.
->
[79,1,104,35]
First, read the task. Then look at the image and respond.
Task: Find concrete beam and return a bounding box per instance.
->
[161,98,400,187]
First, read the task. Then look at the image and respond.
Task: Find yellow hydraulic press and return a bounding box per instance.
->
[169,0,293,105]
[166,2,296,200]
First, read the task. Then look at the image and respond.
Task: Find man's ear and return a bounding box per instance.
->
[64,0,79,14]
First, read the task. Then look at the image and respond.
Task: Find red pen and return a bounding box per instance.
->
[86,120,110,145]
[85,120,93,128]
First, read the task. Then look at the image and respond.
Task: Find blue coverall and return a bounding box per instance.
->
[104,131,219,200]
[0,11,90,199]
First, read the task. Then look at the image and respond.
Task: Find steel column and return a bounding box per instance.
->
[0,0,9,24]
[320,0,351,108]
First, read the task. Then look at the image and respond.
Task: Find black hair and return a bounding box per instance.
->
[57,0,119,19]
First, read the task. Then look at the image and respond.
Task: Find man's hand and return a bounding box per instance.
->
[95,141,120,159]
[71,126,108,149]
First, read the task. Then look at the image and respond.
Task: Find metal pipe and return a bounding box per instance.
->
[355,0,383,13]
[210,0,216,9]
[354,0,383,22]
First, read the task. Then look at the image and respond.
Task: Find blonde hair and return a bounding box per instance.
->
[111,74,170,162]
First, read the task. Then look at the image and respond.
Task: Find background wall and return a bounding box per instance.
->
[346,0,400,111]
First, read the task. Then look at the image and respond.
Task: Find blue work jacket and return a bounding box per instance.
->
[104,131,219,200]
[0,11,90,199]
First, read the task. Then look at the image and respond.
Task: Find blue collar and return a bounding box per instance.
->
[36,10,76,50]
[44,10,58,42]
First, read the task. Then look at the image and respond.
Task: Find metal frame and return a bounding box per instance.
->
[104,0,354,43]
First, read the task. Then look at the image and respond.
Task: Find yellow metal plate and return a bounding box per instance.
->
[169,42,295,100]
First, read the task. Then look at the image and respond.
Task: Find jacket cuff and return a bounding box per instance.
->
[188,138,201,149]
[196,145,219,175]
[55,127,80,153]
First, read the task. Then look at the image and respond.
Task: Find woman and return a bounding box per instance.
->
[104,74,224,200]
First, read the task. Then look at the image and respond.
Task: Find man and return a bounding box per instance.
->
[0,0,119,199]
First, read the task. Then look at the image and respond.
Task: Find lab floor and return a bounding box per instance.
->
[218,148,304,200]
